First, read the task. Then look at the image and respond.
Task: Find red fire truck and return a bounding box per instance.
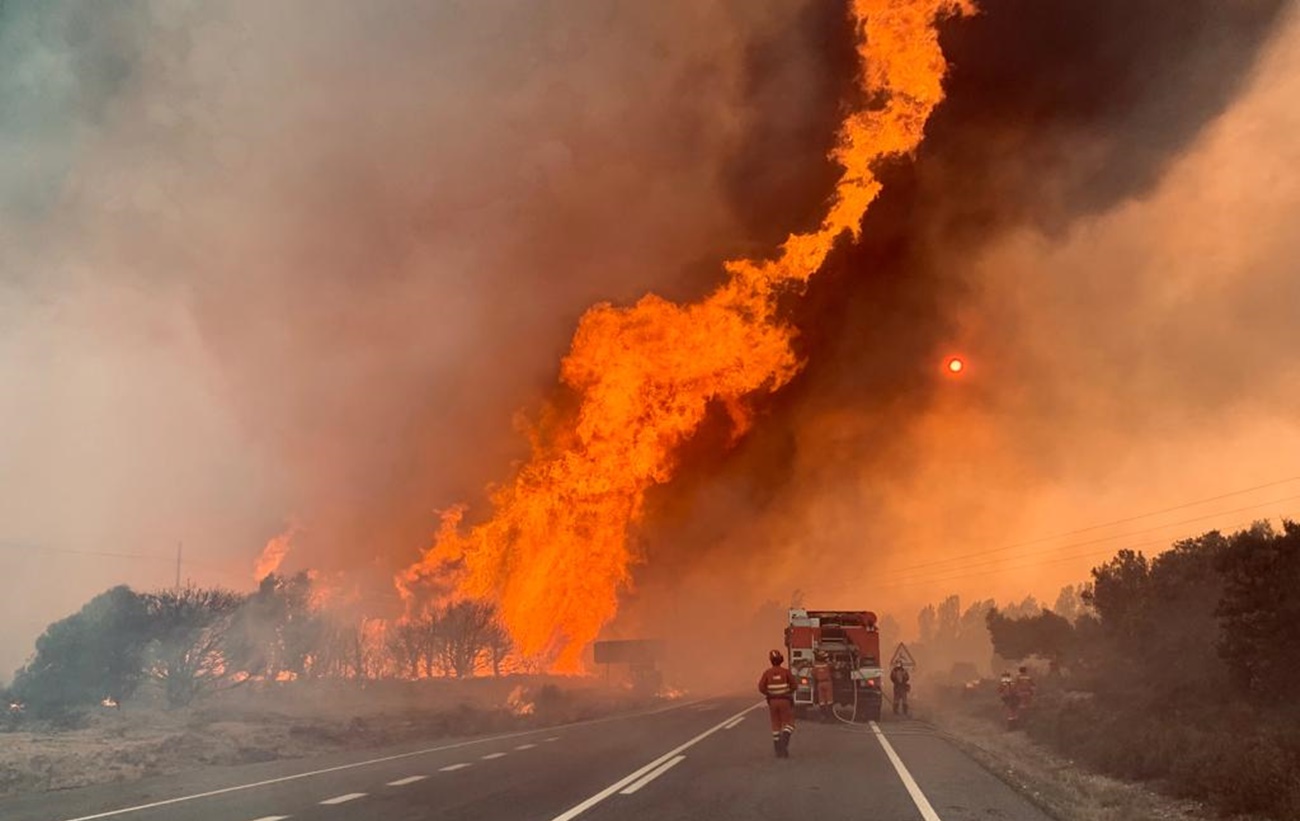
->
[784,608,884,722]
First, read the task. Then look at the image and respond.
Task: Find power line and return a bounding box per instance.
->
[880,493,1300,585]
[874,511,1294,593]
[0,541,252,585]
[876,477,1300,577]
[0,542,167,562]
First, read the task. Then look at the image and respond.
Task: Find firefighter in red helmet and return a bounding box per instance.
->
[758,649,797,758]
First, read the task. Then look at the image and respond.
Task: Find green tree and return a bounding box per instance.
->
[12,586,151,715]
[1052,585,1083,623]
[1215,520,1300,702]
[917,604,936,645]
[1082,534,1228,698]
[1081,549,1150,648]
[986,607,1075,674]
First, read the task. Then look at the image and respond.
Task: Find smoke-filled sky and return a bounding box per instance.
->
[3,0,1298,679]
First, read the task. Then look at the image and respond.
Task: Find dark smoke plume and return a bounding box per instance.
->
[622,0,1296,669]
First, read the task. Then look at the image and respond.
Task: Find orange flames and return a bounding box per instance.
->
[399,0,974,670]
[254,523,299,581]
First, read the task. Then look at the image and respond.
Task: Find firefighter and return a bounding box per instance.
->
[758,649,797,758]
[890,661,911,716]
[998,671,1019,726]
[812,651,834,721]
[1014,665,1036,710]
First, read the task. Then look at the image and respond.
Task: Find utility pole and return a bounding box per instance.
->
[175,541,182,591]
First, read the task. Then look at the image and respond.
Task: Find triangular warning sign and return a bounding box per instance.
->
[890,642,916,669]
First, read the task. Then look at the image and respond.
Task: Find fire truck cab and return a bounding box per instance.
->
[785,608,884,722]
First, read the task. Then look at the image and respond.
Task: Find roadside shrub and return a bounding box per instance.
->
[1196,725,1300,818]
[1022,694,1300,819]
[534,684,568,715]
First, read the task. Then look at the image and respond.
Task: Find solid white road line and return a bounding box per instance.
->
[619,755,686,795]
[481,752,508,760]
[319,793,367,805]
[386,776,427,786]
[439,763,473,772]
[870,721,943,821]
[58,698,709,821]
[515,743,538,750]
[549,700,764,821]
[722,715,746,730]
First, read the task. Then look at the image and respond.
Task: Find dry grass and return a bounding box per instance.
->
[0,676,655,797]
[918,687,1273,821]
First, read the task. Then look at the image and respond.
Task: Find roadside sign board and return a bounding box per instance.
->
[890,642,916,670]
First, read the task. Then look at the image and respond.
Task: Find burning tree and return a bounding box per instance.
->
[226,572,322,681]
[484,618,512,677]
[144,585,247,707]
[383,600,509,678]
[309,615,392,680]
[437,600,500,678]
[387,614,439,679]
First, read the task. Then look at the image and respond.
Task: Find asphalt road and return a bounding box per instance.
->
[0,696,1053,821]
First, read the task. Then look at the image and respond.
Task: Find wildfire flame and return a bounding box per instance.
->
[254,523,300,581]
[399,0,974,670]
[506,685,537,717]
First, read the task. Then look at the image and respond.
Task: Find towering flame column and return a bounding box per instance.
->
[399,0,975,671]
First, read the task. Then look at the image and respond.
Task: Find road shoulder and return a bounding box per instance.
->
[918,705,1233,821]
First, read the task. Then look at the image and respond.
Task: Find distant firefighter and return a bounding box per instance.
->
[999,667,1036,728]
[812,651,834,720]
[890,661,911,716]
[758,649,797,758]
[1015,666,1036,709]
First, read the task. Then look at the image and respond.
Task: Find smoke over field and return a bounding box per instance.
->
[2,1,1297,679]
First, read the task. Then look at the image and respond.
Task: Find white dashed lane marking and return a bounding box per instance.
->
[56,698,701,821]
[549,701,763,821]
[515,743,538,750]
[387,775,427,786]
[482,752,508,760]
[319,792,367,805]
[722,715,746,730]
[440,763,473,772]
[249,816,290,821]
[544,736,561,742]
[619,755,686,795]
